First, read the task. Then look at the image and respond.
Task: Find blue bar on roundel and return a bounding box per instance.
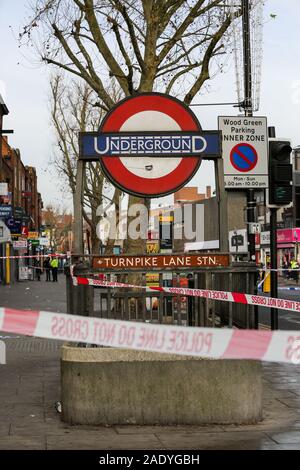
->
[81,132,220,158]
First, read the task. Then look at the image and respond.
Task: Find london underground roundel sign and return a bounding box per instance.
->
[101,93,201,198]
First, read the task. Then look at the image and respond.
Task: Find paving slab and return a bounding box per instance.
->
[0,436,46,450]
[266,431,300,444]
[115,425,224,435]
[154,431,277,450]
[46,433,164,450]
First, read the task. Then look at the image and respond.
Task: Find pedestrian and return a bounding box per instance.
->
[44,256,51,281]
[290,259,298,282]
[34,258,42,281]
[282,259,289,279]
[50,257,59,282]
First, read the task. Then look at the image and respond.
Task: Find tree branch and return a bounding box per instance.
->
[83,0,131,95]
[184,16,231,104]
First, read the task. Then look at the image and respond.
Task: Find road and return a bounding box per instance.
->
[258,289,300,330]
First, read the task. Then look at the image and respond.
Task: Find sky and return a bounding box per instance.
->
[0,0,300,211]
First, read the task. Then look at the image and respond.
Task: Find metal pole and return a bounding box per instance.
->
[241,0,256,262]
[268,126,278,330]
[242,0,252,115]
[242,0,258,328]
[215,158,229,252]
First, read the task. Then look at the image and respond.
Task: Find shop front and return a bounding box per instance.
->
[259,228,300,268]
[277,228,300,265]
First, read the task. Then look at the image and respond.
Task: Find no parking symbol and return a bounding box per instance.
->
[230,143,258,173]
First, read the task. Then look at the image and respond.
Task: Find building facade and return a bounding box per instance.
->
[0,96,44,283]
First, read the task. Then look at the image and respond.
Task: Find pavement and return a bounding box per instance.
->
[258,277,300,330]
[1,277,300,449]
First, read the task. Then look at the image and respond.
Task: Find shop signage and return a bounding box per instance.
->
[0,205,12,219]
[39,237,50,246]
[0,220,11,243]
[260,231,270,245]
[0,183,8,196]
[278,228,300,244]
[13,207,25,218]
[21,226,28,238]
[13,239,28,249]
[93,254,229,270]
[259,229,300,246]
[5,218,22,234]
[28,231,39,239]
[146,240,160,254]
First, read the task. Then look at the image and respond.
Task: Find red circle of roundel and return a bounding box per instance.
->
[99,93,202,198]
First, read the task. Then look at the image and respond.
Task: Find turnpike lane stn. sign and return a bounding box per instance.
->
[80,93,221,198]
[92,253,229,270]
[218,116,268,189]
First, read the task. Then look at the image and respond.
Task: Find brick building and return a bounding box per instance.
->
[25,166,43,231]
[174,185,212,204]
[0,95,44,283]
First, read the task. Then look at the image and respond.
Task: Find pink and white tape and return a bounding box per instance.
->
[0,253,67,260]
[74,276,300,315]
[0,306,300,363]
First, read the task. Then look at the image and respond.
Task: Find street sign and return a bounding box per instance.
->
[92,253,229,270]
[229,229,248,254]
[218,116,268,189]
[80,93,221,197]
[249,222,261,234]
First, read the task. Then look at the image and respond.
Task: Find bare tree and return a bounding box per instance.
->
[43,203,72,252]
[22,0,238,255]
[50,74,122,253]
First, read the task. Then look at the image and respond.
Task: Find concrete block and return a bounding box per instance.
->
[61,346,262,425]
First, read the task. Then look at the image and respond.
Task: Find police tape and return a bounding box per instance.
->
[0,306,300,364]
[73,275,300,315]
[0,254,67,260]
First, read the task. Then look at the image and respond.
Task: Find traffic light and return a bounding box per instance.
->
[268,139,293,205]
